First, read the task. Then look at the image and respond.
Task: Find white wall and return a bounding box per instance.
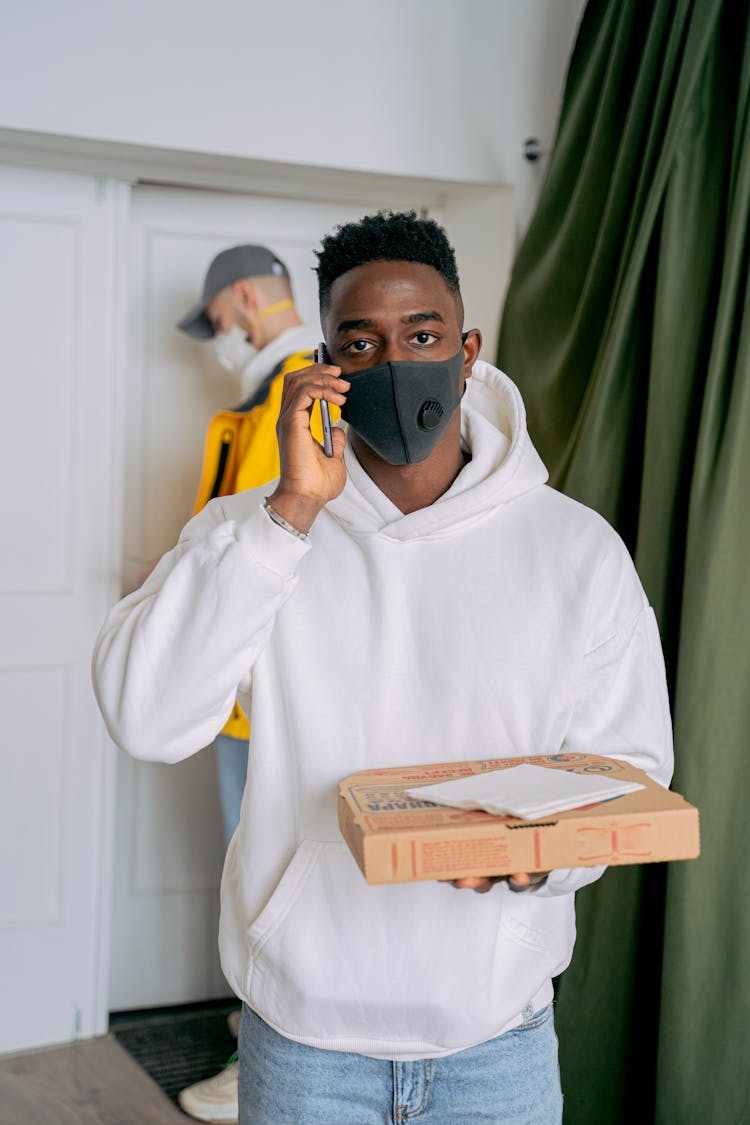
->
[0,0,584,230]
[461,0,587,233]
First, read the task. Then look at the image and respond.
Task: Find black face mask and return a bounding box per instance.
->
[340,342,467,465]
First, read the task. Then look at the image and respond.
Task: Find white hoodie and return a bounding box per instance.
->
[93,361,673,1060]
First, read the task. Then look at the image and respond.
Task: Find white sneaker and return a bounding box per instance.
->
[226,1009,241,1038]
[177,1061,239,1123]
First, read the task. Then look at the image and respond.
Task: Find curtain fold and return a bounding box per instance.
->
[497,2,750,1121]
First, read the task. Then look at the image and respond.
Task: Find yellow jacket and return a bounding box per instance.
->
[192,347,337,738]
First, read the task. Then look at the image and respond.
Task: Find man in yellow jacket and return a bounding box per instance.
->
[175,244,327,1124]
[179,243,327,841]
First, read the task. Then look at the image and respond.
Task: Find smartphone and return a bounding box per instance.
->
[316,342,334,457]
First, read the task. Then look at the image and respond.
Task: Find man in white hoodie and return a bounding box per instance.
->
[94,211,673,1123]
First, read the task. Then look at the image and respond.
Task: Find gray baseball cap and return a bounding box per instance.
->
[177,244,291,339]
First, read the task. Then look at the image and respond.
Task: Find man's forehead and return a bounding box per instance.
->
[327,260,458,324]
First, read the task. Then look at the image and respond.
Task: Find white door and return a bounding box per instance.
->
[0,166,123,1051]
[110,184,428,1010]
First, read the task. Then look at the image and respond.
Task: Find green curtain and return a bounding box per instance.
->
[497,2,750,1122]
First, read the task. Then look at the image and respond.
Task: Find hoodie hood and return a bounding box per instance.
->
[326,361,549,542]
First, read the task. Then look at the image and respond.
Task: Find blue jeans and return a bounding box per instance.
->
[215,732,249,847]
[238,1002,562,1124]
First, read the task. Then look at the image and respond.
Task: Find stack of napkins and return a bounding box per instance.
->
[405,764,644,820]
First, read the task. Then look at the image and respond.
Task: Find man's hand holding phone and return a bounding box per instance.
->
[266,345,349,535]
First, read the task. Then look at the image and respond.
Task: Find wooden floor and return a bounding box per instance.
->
[0,1035,187,1125]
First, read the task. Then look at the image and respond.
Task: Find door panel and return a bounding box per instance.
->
[0,166,120,1051]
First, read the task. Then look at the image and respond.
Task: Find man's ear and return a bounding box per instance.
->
[461,328,482,376]
[233,278,258,313]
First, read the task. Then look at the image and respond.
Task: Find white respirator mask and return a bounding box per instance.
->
[213,325,256,372]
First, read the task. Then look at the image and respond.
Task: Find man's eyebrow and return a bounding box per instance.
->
[335,311,446,334]
[403,310,445,325]
[335,318,377,333]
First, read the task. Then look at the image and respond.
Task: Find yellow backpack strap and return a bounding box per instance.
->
[233,355,291,414]
[192,413,242,516]
[277,349,315,378]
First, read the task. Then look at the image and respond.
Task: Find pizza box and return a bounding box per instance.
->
[337,752,700,885]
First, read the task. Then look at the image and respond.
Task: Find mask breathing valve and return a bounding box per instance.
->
[418,400,444,430]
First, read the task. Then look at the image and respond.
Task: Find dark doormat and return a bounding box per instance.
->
[110,998,239,1107]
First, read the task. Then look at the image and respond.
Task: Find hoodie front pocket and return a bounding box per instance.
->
[245,839,324,962]
[499,889,575,980]
[243,840,568,1055]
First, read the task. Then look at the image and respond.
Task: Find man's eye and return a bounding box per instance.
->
[412,331,438,345]
[343,339,373,353]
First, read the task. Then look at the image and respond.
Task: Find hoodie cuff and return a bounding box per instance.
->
[235,501,311,578]
[528,865,607,897]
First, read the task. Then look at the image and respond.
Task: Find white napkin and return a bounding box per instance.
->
[405,764,644,820]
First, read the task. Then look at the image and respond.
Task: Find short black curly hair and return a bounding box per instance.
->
[315,210,462,317]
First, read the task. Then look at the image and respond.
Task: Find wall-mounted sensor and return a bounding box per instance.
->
[522,137,550,163]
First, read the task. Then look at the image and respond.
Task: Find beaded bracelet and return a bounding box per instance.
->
[263,498,309,541]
